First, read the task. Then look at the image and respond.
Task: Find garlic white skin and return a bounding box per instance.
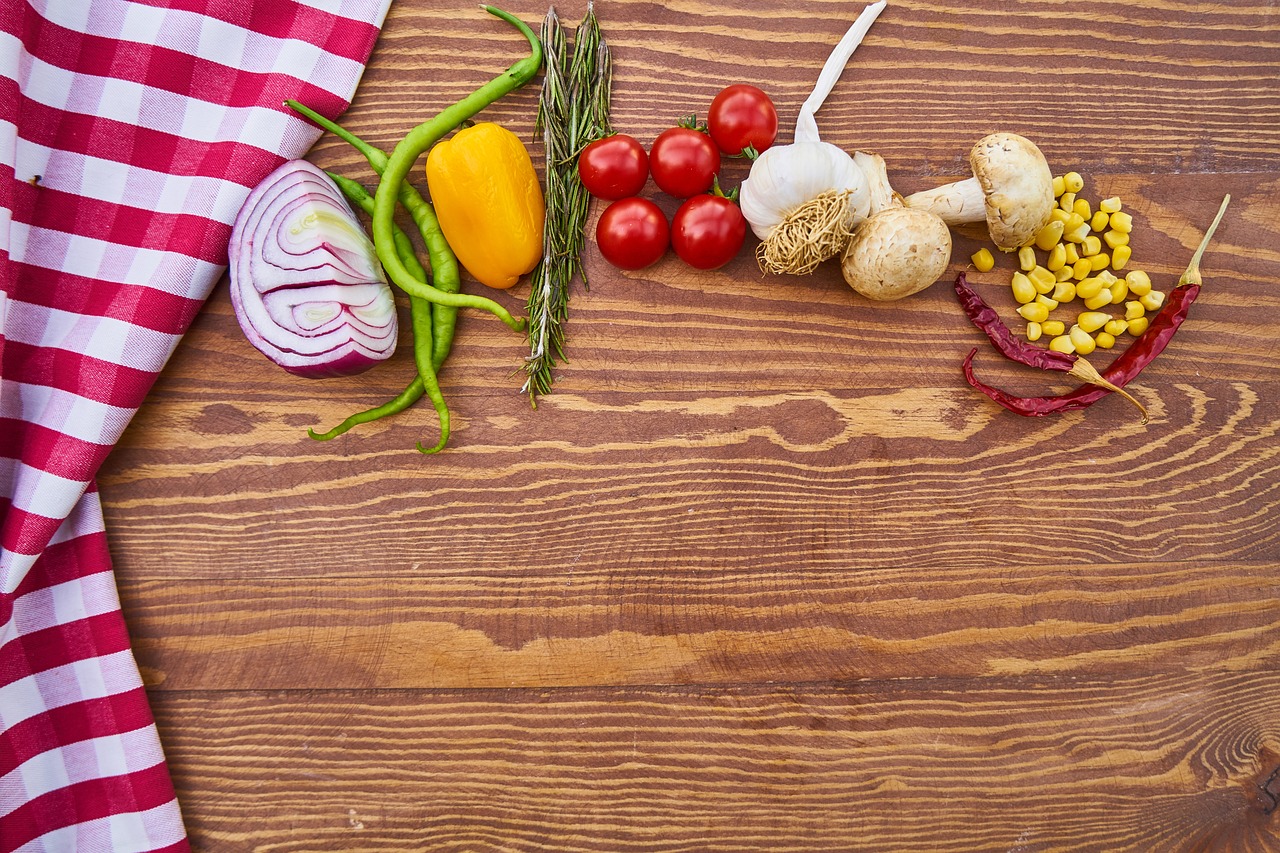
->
[738,0,887,241]
[740,142,870,240]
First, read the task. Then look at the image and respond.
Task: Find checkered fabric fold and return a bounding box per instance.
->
[1,0,390,848]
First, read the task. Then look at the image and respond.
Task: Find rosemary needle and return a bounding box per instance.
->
[523,3,611,405]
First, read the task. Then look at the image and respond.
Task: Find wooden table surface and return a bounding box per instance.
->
[99,1,1280,850]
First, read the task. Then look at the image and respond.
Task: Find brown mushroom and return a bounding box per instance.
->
[840,151,952,301]
[903,132,1054,252]
[841,206,953,301]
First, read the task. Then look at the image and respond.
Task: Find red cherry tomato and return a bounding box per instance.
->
[648,126,721,198]
[578,134,649,200]
[596,197,669,270]
[671,193,747,270]
[707,84,779,156]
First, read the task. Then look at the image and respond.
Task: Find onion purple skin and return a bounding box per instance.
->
[229,159,398,379]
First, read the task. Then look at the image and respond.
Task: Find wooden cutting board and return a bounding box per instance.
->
[101,1,1280,849]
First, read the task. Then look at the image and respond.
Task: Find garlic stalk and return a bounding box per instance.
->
[793,0,887,146]
[739,0,887,275]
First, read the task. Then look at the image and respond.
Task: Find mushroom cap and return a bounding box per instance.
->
[969,132,1054,251]
[841,207,953,301]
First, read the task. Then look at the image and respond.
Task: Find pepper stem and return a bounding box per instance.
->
[1068,358,1149,424]
[1180,194,1230,287]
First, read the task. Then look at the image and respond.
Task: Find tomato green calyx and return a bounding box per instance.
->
[710,176,740,204]
[676,113,709,134]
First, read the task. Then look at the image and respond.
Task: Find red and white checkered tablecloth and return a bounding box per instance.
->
[1,0,391,848]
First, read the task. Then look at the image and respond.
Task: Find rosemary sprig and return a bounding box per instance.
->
[523,3,611,404]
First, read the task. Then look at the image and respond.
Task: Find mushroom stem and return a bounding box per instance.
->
[853,150,902,216]
[903,177,987,226]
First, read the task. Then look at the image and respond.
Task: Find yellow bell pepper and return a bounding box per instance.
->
[425,122,544,290]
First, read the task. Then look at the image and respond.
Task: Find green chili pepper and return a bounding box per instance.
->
[316,172,441,447]
[306,288,450,453]
[290,6,541,451]
[409,298,450,454]
[371,5,542,335]
[286,99,460,367]
[293,122,455,448]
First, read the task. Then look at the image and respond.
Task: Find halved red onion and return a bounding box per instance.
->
[229,159,397,378]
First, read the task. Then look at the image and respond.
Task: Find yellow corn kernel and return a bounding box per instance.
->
[1069,325,1097,355]
[1128,316,1150,336]
[1049,334,1076,354]
[1110,211,1134,233]
[1090,210,1110,232]
[1034,219,1066,251]
[1063,221,1091,244]
[1096,269,1118,285]
[1103,229,1130,249]
[1124,301,1146,321]
[1042,320,1066,337]
[1059,191,1077,212]
[1077,311,1111,333]
[1052,175,1067,197]
[1063,171,1085,193]
[1111,244,1132,270]
[1028,266,1057,293]
[1109,279,1130,304]
[1036,294,1059,311]
[1125,269,1152,296]
[1064,243,1080,265]
[1010,272,1037,304]
[1099,196,1122,214]
[1104,318,1129,337]
[971,248,996,272]
[1140,290,1166,311]
[1050,207,1072,224]
[1073,198,1092,220]
[1055,264,1075,282]
[1051,280,1077,302]
[1084,291,1113,310]
[1089,252,1111,272]
[1046,243,1067,272]
[1072,258,1093,280]
[1076,276,1106,299]
[1015,245,1035,271]
[1095,331,1116,349]
[1026,321,1043,342]
[1081,235,1102,257]
[1017,302,1050,323]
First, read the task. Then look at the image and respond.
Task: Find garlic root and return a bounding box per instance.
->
[755,190,856,276]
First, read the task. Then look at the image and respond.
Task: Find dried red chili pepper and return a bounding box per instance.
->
[955,272,1076,371]
[961,194,1230,421]
[954,272,1148,419]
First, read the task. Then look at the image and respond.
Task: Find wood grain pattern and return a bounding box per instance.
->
[120,559,1279,689]
[98,0,1280,849]
[150,673,1278,852]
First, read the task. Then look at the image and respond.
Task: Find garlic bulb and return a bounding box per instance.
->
[738,0,888,273]
[740,141,870,240]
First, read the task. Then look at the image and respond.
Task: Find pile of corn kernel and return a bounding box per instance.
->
[970,171,1165,356]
